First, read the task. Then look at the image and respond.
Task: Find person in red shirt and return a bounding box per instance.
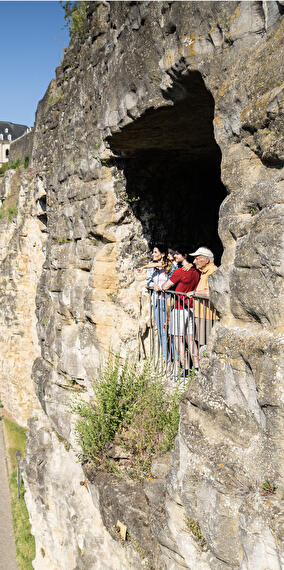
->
[155,251,200,374]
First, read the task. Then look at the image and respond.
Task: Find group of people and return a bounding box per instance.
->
[140,245,218,373]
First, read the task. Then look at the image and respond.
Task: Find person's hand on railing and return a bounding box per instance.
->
[186,291,194,298]
[186,290,209,299]
[153,284,161,292]
[194,290,209,299]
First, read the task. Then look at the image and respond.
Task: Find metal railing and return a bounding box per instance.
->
[147,288,218,379]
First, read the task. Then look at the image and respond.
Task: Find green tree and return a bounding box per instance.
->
[61,1,87,38]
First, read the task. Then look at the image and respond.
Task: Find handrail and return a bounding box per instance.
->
[192,292,209,300]
[147,287,209,299]
[146,287,218,379]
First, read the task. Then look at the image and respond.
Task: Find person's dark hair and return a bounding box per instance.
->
[152,243,167,256]
[175,249,189,261]
[168,248,177,257]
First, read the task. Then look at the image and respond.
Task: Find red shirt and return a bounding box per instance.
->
[170,267,200,309]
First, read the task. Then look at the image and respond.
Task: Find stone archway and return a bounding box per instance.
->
[108,70,226,264]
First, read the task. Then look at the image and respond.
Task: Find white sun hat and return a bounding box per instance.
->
[189,247,214,258]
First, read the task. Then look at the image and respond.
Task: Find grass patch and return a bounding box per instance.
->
[3,418,26,470]
[0,168,20,222]
[72,356,191,479]
[7,205,18,221]
[3,418,35,569]
[0,159,22,176]
[0,199,18,222]
[261,480,276,495]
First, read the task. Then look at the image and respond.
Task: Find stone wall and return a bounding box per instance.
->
[9,130,34,165]
[19,2,284,568]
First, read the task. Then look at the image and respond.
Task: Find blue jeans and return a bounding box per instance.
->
[154,298,168,361]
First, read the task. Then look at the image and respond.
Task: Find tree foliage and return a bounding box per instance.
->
[61,1,87,38]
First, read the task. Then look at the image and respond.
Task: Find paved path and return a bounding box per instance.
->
[0,419,18,570]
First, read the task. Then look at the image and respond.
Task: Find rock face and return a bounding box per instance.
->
[0,168,45,426]
[20,1,284,569]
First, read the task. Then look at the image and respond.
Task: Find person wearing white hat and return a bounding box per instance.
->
[188,247,218,365]
[189,247,214,264]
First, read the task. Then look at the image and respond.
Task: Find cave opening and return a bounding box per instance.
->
[108,71,226,266]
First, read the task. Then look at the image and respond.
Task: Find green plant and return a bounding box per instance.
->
[57,237,71,244]
[72,356,188,479]
[3,418,26,469]
[61,1,87,38]
[185,516,206,548]
[4,418,35,569]
[47,84,64,107]
[24,156,29,168]
[261,480,276,495]
[55,431,71,452]
[128,196,141,203]
[7,206,18,221]
[0,159,22,176]
[0,195,18,221]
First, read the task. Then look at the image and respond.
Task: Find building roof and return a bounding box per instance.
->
[0,121,28,141]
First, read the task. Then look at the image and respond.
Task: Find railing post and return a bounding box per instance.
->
[147,288,217,378]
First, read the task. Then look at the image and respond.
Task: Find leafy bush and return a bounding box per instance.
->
[61,1,87,38]
[72,356,191,478]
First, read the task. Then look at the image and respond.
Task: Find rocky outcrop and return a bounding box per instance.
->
[19,1,284,568]
[0,168,45,426]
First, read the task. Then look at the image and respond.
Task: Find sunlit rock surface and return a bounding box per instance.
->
[17,1,284,568]
[0,169,44,426]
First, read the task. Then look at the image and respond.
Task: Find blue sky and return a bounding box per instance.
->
[0,1,70,127]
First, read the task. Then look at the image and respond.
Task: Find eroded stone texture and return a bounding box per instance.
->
[23,409,145,570]
[21,1,284,568]
[0,169,45,426]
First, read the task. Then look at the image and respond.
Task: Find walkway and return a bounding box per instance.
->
[0,419,18,570]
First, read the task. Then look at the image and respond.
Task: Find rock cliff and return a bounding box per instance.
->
[3,1,283,568]
[0,168,45,426]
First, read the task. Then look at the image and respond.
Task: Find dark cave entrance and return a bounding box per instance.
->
[108,71,226,265]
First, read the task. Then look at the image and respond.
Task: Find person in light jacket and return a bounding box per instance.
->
[146,245,168,360]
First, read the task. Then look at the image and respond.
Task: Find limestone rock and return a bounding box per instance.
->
[16,1,284,568]
[0,169,44,426]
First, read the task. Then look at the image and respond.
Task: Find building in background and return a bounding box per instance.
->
[0,122,30,165]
